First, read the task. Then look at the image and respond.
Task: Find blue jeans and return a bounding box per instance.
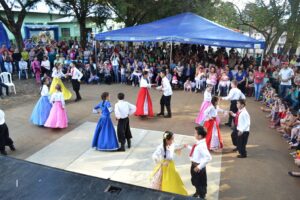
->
[121,74,126,83]
[113,65,119,83]
[254,83,263,100]
[280,85,291,98]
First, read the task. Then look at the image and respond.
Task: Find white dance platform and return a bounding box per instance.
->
[26,122,221,199]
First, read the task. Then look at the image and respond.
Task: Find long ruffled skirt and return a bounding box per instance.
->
[49,78,72,100]
[44,101,68,128]
[30,96,52,126]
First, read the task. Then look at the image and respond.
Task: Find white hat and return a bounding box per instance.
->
[0,110,5,125]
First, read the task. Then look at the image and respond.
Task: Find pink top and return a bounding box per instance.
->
[209,73,217,85]
[31,60,41,72]
[254,71,264,84]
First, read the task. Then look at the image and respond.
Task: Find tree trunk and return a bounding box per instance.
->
[79,19,87,50]
[12,29,24,51]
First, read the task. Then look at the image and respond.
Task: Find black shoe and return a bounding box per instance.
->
[237,155,247,158]
[157,113,164,117]
[9,144,16,151]
[288,171,300,177]
[117,147,125,152]
[192,193,199,197]
[0,150,7,155]
[232,148,238,152]
[127,139,131,149]
[164,115,171,118]
[224,123,231,127]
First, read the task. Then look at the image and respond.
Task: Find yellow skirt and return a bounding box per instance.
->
[151,160,188,196]
[49,78,72,100]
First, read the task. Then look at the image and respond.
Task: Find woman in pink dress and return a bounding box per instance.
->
[195,84,213,125]
[206,66,218,95]
[31,56,41,84]
[44,84,68,129]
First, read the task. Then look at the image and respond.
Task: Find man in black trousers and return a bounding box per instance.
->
[156,70,173,118]
[114,93,136,151]
[0,109,15,155]
[222,80,245,127]
[68,62,83,102]
[229,99,251,158]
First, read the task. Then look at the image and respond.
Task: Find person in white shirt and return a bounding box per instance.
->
[229,99,250,158]
[18,58,28,80]
[67,61,83,102]
[0,109,15,155]
[188,126,212,199]
[222,80,246,127]
[41,56,51,76]
[114,93,136,151]
[279,62,294,98]
[156,70,173,118]
[135,71,154,117]
[111,52,120,83]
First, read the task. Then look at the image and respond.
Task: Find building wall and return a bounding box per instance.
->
[0,11,64,40]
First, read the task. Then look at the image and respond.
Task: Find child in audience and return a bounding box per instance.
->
[184,78,192,92]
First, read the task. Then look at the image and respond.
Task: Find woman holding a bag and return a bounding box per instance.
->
[150,131,188,195]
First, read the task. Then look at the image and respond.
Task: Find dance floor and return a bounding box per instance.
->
[26,122,222,199]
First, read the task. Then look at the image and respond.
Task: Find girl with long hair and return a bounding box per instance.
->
[151,131,188,195]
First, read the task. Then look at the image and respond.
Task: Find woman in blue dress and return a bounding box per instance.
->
[92,92,119,151]
[30,77,52,126]
[235,66,247,94]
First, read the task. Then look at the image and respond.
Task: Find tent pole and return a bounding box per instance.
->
[260,49,264,66]
[170,39,173,65]
[94,40,97,67]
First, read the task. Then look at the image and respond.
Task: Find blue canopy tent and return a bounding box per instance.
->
[95,12,265,49]
[0,22,10,48]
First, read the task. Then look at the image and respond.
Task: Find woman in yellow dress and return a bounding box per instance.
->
[151,131,188,195]
[49,63,72,100]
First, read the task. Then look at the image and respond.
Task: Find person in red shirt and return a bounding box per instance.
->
[254,66,265,100]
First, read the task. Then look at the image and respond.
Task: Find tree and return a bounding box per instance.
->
[282,0,300,55]
[236,0,288,54]
[104,0,222,27]
[46,0,110,49]
[0,0,40,50]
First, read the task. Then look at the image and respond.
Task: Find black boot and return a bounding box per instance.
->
[157,105,164,116]
[165,105,172,118]
[118,144,125,152]
[127,139,131,149]
[9,144,16,151]
[0,150,7,155]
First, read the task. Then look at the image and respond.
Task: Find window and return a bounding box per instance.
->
[61,28,70,37]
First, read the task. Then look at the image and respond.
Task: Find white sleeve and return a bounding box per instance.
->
[222,89,234,100]
[52,68,57,78]
[237,112,250,132]
[128,103,136,115]
[114,103,121,119]
[152,145,163,163]
[60,93,65,108]
[197,145,212,170]
[204,106,213,120]
[240,91,246,100]
[77,69,83,80]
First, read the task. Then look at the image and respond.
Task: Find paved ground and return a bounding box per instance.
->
[1,79,300,199]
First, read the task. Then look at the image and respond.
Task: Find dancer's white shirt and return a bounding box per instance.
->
[203,90,212,101]
[52,68,65,78]
[70,67,83,81]
[152,143,181,163]
[50,92,65,108]
[0,109,5,125]
[222,87,245,101]
[140,77,151,88]
[41,85,49,96]
[156,77,173,96]
[114,100,136,119]
[236,108,250,132]
[188,139,212,170]
[41,60,50,70]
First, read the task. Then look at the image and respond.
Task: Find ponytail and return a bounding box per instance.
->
[163,138,167,159]
[162,131,174,159]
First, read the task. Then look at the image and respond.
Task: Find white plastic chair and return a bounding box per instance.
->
[0,72,16,94]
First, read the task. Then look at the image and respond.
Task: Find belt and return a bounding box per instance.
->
[192,161,200,166]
